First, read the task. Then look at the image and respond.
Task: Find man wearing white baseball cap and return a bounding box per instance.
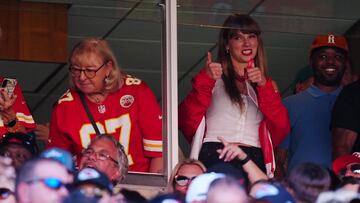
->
[185,172,224,203]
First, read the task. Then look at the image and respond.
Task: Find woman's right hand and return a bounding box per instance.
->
[216,136,247,162]
[206,52,223,80]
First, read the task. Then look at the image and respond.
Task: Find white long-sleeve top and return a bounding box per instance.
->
[203,79,262,147]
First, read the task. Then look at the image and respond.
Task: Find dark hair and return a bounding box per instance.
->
[63,190,99,203]
[120,188,147,203]
[0,132,38,155]
[206,162,248,189]
[287,163,330,203]
[325,167,341,190]
[148,193,184,203]
[217,14,268,109]
[339,176,360,188]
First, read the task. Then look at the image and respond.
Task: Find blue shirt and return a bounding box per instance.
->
[280,85,342,172]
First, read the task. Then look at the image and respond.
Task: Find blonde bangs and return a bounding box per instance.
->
[69,37,123,93]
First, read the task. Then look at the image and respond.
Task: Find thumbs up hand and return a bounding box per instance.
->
[246,59,266,86]
[205,52,223,80]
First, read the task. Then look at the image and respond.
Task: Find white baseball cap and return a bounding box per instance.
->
[185,172,225,203]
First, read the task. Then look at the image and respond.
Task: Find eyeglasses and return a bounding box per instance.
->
[339,163,360,177]
[82,148,119,165]
[0,188,13,200]
[69,62,106,79]
[26,177,71,190]
[174,175,197,186]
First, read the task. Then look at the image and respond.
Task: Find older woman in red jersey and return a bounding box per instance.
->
[47,38,163,173]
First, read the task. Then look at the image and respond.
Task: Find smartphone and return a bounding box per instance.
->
[1,78,17,97]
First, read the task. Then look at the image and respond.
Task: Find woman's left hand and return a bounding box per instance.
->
[216,136,247,162]
[247,66,266,86]
[34,123,50,142]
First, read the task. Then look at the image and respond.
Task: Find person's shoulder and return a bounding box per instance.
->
[284,91,308,102]
[123,75,144,87]
[55,89,78,106]
[282,91,311,111]
[342,80,360,91]
[122,75,151,91]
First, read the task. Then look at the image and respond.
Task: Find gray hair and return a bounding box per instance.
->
[91,134,128,182]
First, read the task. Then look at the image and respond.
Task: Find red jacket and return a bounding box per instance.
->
[179,68,290,176]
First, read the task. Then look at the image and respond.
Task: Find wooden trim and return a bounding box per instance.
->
[0,0,68,63]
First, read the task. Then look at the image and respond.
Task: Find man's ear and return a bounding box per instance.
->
[111,169,121,183]
[16,183,31,203]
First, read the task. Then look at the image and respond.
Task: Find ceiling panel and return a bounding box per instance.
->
[68,16,118,37]
[254,14,356,35]
[108,39,161,72]
[259,0,360,20]
[109,20,161,40]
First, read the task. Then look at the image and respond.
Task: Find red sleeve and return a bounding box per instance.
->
[47,104,75,153]
[257,78,290,147]
[178,68,215,142]
[138,82,163,158]
[12,80,36,130]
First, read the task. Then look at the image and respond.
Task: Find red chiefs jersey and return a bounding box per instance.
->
[0,77,36,136]
[47,75,163,172]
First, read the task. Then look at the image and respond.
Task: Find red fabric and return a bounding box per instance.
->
[179,68,290,175]
[47,75,163,172]
[332,154,360,175]
[0,77,36,136]
[256,78,291,148]
[179,68,215,142]
[310,34,348,53]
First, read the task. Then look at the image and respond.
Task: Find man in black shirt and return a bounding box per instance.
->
[331,80,360,158]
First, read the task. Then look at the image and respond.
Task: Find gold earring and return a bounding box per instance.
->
[105,75,110,84]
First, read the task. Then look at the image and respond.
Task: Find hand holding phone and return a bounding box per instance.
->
[0,78,17,112]
[1,78,17,98]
